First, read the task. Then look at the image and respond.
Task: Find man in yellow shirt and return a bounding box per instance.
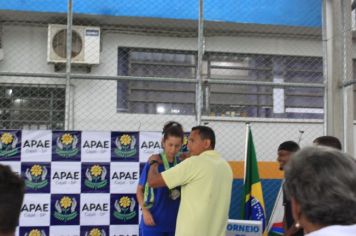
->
[148,126,233,236]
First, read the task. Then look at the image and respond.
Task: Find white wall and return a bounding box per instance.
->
[205,118,323,161]
[1,24,354,160]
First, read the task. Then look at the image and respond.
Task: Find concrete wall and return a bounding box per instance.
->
[2,24,355,159]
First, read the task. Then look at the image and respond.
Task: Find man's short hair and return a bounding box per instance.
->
[191,126,216,149]
[278,141,300,153]
[0,164,25,234]
[313,135,342,150]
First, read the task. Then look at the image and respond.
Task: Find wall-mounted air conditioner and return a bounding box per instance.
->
[47,24,100,65]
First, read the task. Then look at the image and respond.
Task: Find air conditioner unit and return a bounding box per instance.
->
[47,24,100,65]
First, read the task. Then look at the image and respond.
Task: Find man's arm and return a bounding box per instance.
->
[147,161,167,188]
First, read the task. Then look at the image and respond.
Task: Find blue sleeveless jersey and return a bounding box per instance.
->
[138,158,180,232]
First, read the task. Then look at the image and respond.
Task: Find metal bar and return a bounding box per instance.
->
[205,59,211,115]
[201,116,323,124]
[209,65,273,71]
[322,0,354,154]
[49,90,54,130]
[0,119,55,123]
[195,0,204,125]
[341,0,354,155]
[323,0,343,138]
[70,84,75,130]
[71,74,198,83]
[342,79,356,87]
[0,108,64,112]
[0,72,66,78]
[65,0,73,130]
[0,71,325,88]
[206,79,325,88]
[130,61,196,68]
[0,72,197,83]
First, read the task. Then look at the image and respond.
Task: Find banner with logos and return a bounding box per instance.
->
[0,130,182,236]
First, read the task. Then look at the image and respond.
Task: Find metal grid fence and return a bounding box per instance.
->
[0,0,354,221]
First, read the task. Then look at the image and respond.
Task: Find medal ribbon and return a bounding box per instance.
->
[161,152,177,171]
[143,152,178,208]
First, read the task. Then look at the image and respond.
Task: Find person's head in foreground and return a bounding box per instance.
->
[0,164,25,236]
[187,126,215,156]
[313,135,342,150]
[284,146,356,235]
[277,140,300,171]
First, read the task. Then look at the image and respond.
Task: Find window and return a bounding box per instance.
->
[117,48,196,115]
[206,54,324,119]
[117,48,324,119]
[0,85,65,129]
[206,53,274,117]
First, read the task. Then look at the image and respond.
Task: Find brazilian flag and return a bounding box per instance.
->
[241,125,267,235]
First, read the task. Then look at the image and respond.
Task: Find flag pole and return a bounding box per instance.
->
[266,184,283,232]
[243,123,250,185]
[297,130,304,144]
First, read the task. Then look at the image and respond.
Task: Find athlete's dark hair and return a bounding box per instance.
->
[162,121,184,142]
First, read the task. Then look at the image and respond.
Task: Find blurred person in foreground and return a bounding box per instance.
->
[277,141,303,236]
[312,135,342,150]
[0,164,25,236]
[284,146,356,236]
[147,126,233,236]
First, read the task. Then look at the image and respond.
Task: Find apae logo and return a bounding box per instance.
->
[24,164,49,191]
[51,163,81,192]
[140,140,161,149]
[55,133,80,158]
[20,227,49,236]
[21,203,49,217]
[54,196,78,222]
[113,196,136,221]
[112,171,138,184]
[24,229,47,236]
[84,227,108,236]
[84,165,108,191]
[110,163,139,193]
[23,140,50,149]
[82,203,109,212]
[52,170,80,182]
[83,140,109,150]
[114,134,137,158]
[0,132,20,159]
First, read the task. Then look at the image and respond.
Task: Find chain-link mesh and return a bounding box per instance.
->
[1,0,354,224]
[201,0,325,220]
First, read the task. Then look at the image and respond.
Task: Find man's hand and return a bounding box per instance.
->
[148,154,162,165]
[142,208,156,226]
[147,154,167,188]
[179,152,191,161]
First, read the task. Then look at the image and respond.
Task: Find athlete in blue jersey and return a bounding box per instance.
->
[136,121,184,236]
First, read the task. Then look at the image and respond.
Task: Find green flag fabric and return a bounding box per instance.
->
[241,125,267,234]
